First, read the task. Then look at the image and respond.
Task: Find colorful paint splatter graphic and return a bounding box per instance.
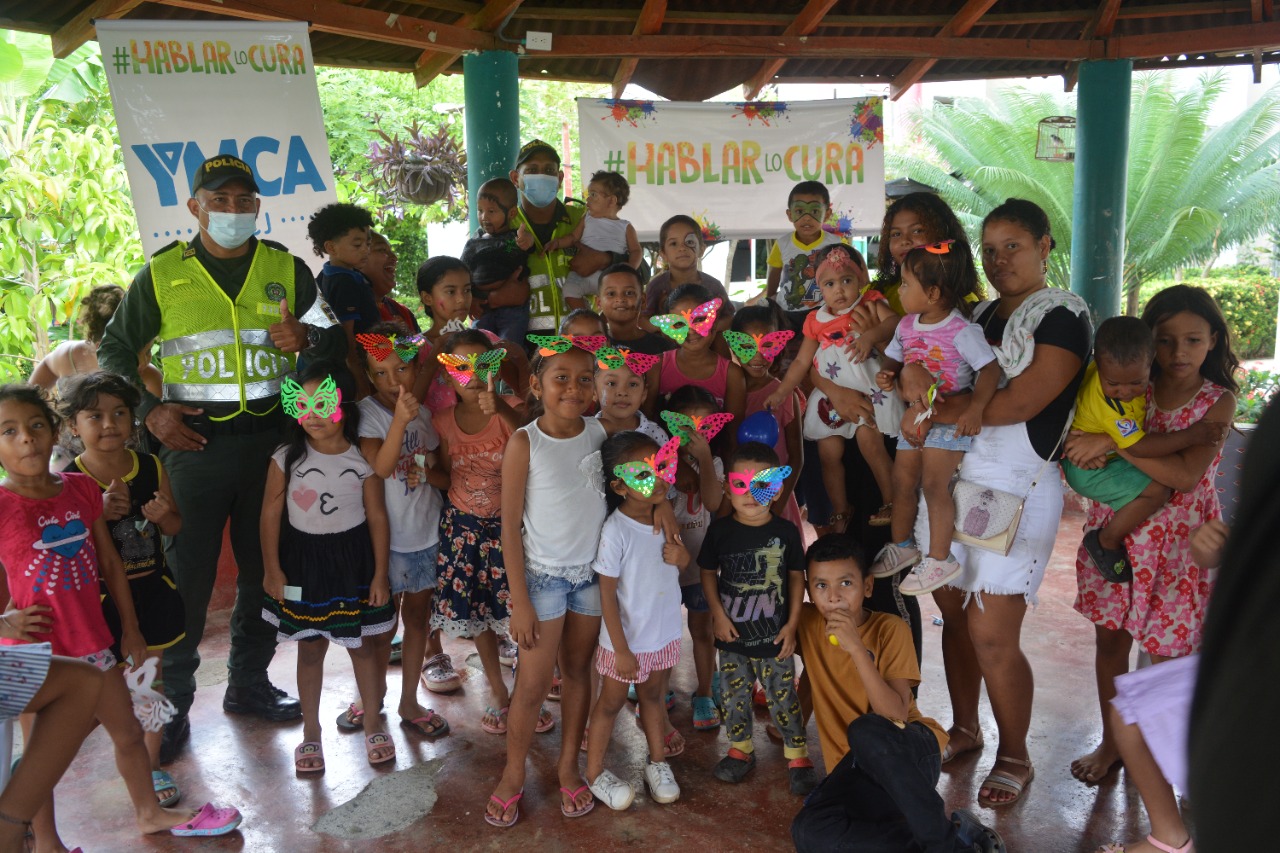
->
[823,209,856,238]
[602,100,657,127]
[730,102,790,126]
[694,212,723,243]
[849,99,884,148]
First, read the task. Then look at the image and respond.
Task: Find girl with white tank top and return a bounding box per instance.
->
[487,337,609,826]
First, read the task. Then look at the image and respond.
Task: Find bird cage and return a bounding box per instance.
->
[1035,116,1076,162]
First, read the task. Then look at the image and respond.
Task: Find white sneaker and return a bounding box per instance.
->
[645,760,680,804]
[588,768,635,811]
[899,556,962,596]
[872,542,921,578]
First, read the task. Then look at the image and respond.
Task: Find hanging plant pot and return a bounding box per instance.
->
[368,121,467,208]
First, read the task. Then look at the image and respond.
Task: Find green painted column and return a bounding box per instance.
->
[463,51,520,234]
[1070,59,1133,320]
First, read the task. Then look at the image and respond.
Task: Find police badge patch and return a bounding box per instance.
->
[265,282,287,302]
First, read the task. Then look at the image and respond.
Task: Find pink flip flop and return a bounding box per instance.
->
[169,802,243,836]
[484,790,523,828]
[535,704,556,733]
[559,783,594,818]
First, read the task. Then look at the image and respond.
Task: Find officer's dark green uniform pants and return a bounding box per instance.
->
[160,428,283,715]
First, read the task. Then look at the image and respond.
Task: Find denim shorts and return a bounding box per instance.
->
[896,421,973,453]
[680,583,709,613]
[388,544,439,596]
[524,570,602,622]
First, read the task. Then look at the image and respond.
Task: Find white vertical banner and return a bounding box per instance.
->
[577,98,886,242]
[96,20,336,268]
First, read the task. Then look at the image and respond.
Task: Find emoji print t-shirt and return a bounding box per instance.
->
[273,445,373,535]
[697,514,804,658]
[0,473,113,656]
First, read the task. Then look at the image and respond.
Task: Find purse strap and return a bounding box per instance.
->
[1022,418,1071,497]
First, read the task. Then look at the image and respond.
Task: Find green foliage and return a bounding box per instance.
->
[315,69,606,305]
[1235,368,1279,423]
[893,73,1280,296]
[1139,265,1278,359]
[0,30,142,380]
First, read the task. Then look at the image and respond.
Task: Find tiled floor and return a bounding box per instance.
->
[48,501,1156,852]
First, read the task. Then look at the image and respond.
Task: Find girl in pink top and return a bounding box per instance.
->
[430,330,525,736]
[875,241,1001,597]
[646,283,745,428]
[0,385,241,845]
[727,305,804,529]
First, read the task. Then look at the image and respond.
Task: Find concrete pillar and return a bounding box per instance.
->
[463,51,519,235]
[1069,59,1132,320]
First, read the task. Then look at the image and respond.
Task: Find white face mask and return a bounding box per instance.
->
[202,210,258,250]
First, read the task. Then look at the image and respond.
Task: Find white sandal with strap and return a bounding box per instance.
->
[977,754,1034,807]
[1098,834,1194,853]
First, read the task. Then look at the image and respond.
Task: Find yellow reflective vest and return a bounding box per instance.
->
[151,241,297,420]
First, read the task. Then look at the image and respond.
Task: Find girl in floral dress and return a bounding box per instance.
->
[429,330,524,735]
[1070,285,1237,788]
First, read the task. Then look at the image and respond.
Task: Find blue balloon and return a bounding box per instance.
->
[738,410,779,448]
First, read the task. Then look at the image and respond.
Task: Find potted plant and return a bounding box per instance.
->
[367,120,466,208]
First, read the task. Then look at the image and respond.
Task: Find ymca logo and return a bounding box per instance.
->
[133,137,327,207]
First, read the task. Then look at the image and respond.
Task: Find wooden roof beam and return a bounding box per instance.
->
[1107,19,1280,58]
[741,0,840,99]
[549,33,1102,60]
[1064,0,1123,91]
[157,0,497,52]
[53,0,143,57]
[612,0,666,98]
[889,0,1000,100]
[413,0,525,88]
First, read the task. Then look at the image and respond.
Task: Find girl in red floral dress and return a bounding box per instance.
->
[1069,286,1237,789]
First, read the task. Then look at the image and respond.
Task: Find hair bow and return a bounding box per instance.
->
[592,345,659,375]
[816,246,858,273]
[924,239,954,255]
[281,375,342,424]
[355,332,427,363]
[650,298,722,344]
[727,465,792,506]
[436,349,506,386]
[527,333,608,357]
[659,410,734,443]
[612,436,681,497]
[722,329,794,364]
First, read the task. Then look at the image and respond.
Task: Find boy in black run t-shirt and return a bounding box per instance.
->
[700,442,817,796]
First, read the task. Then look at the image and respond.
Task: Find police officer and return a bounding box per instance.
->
[99,155,347,762]
[510,139,618,332]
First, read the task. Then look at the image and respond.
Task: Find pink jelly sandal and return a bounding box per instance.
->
[169,803,243,836]
[484,790,523,828]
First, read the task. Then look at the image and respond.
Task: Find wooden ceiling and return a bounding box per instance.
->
[5,1,1280,101]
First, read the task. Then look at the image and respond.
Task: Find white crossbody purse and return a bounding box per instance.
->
[950,305,1071,556]
[952,466,1049,557]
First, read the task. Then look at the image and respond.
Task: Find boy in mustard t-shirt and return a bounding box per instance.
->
[1062,317,1223,582]
[790,534,1003,852]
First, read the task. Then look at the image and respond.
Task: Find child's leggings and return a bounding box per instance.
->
[719,650,807,759]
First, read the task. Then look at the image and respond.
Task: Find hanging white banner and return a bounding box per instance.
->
[97,20,336,269]
[577,98,886,243]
